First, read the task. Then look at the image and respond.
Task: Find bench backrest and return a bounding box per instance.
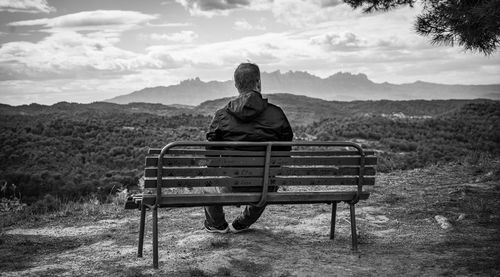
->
[143,141,376,207]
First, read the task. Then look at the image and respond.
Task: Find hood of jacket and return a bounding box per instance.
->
[226,90,268,122]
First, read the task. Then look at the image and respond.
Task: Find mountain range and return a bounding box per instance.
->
[106,71,500,106]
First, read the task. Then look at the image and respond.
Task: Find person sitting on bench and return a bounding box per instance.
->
[204,62,294,233]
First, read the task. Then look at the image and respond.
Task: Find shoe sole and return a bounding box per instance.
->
[204,227,229,234]
[229,224,249,234]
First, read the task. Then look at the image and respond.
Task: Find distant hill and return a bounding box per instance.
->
[3,96,489,126]
[105,71,500,105]
[106,78,234,106]
[0,101,194,117]
[196,94,485,125]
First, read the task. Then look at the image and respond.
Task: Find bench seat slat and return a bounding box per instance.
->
[145,156,377,167]
[148,148,375,156]
[141,192,370,207]
[144,166,376,178]
[143,176,375,188]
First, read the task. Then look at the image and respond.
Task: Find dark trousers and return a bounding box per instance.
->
[203,186,278,228]
[204,204,268,228]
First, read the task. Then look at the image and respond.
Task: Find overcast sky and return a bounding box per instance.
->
[0,0,499,105]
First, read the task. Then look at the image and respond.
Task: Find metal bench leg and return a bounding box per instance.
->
[330,202,337,240]
[152,206,159,269]
[349,203,358,252]
[138,204,146,257]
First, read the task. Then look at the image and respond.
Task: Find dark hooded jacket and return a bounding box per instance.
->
[206,90,293,150]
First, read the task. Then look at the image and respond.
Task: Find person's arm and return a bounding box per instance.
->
[206,110,224,151]
[206,110,222,142]
[281,114,293,142]
[278,111,293,151]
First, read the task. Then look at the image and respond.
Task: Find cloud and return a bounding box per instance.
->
[147,22,192,27]
[319,0,342,7]
[233,19,266,31]
[0,29,316,82]
[175,0,251,17]
[8,10,157,32]
[0,30,184,81]
[310,32,366,51]
[177,0,250,10]
[145,31,315,71]
[0,67,192,105]
[1,10,165,80]
[174,0,352,26]
[0,10,194,81]
[269,0,358,28]
[150,31,198,43]
[0,0,55,13]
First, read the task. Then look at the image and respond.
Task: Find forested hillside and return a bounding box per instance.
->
[1,99,498,205]
[296,101,500,171]
[0,108,210,204]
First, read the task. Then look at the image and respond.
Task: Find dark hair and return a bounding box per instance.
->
[234,63,260,91]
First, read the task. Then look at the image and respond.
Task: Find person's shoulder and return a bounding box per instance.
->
[213,106,228,116]
[266,103,286,114]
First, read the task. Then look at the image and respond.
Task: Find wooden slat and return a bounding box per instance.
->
[141,192,370,207]
[148,148,375,156]
[143,176,375,188]
[145,156,377,167]
[144,166,376,178]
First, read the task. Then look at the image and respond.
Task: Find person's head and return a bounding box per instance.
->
[234,63,261,93]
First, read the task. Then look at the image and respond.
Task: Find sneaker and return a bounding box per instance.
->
[229,222,250,234]
[204,222,229,233]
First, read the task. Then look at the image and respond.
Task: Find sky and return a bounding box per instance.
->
[0,0,499,105]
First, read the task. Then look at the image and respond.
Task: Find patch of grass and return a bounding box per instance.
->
[456,192,498,224]
[216,267,232,276]
[276,272,295,277]
[36,267,68,276]
[30,194,61,214]
[209,237,229,249]
[0,234,89,272]
[401,206,436,220]
[229,258,271,276]
[1,194,126,228]
[189,268,211,277]
[380,192,405,205]
[460,152,500,181]
[286,218,301,225]
[124,267,154,277]
[431,235,500,275]
[357,229,373,245]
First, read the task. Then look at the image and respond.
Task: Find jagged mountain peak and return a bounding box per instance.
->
[262,70,318,79]
[283,70,317,78]
[327,72,370,81]
[179,77,203,85]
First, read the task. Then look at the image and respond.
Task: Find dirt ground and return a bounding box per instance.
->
[1,162,499,276]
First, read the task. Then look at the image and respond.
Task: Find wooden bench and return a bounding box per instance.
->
[125,141,377,268]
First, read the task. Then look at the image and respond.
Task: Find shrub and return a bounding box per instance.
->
[29,194,61,214]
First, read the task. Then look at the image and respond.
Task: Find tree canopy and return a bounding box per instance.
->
[344,0,500,55]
